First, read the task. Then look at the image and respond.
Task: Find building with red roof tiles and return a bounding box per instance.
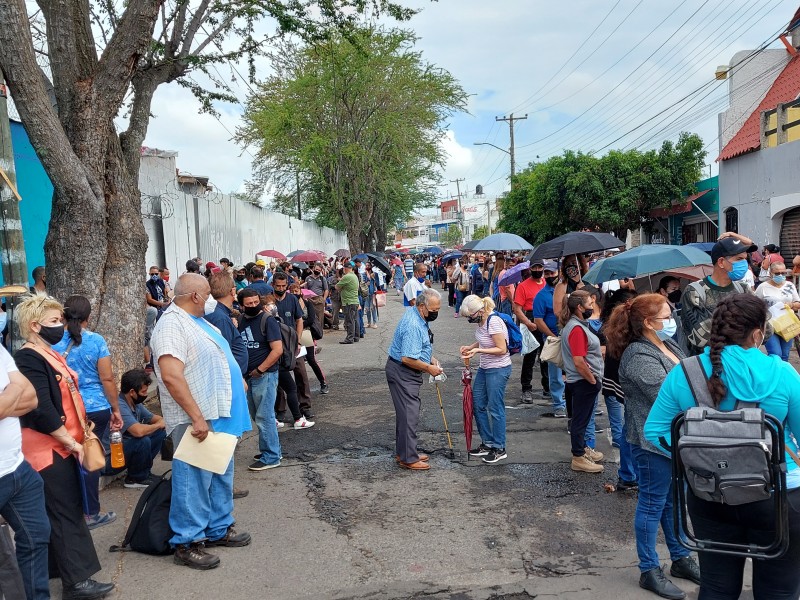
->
[718,12,800,260]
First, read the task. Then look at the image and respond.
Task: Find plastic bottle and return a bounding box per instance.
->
[110,431,125,468]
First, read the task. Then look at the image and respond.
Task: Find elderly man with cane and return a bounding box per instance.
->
[385,288,444,471]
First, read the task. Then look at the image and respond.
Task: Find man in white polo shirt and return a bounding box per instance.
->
[403,263,429,307]
[0,345,49,599]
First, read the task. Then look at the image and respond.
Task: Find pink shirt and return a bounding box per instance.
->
[475,313,512,370]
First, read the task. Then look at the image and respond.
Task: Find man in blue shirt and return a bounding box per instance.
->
[386,288,444,471]
[247,266,274,297]
[533,261,566,417]
[205,272,248,376]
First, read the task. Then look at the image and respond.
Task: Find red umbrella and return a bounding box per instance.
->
[461,358,474,457]
[256,249,286,261]
[291,251,325,263]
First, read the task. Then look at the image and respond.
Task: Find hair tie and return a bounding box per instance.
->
[712,367,723,377]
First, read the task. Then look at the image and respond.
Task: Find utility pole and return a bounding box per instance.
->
[295,169,302,220]
[0,77,30,351]
[450,177,464,241]
[496,113,527,180]
[486,199,491,233]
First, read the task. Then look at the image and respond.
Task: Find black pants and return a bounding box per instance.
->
[687,489,800,599]
[533,331,550,393]
[275,370,302,420]
[447,283,455,307]
[83,408,111,516]
[565,379,601,456]
[40,454,101,586]
[305,346,326,385]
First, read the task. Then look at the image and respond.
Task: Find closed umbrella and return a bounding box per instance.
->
[528,231,625,261]
[471,233,534,252]
[497,261,531,286]
[291,251,325,263]
[582,244,712,285]
[462,359,474,457]
[256,249,286,261]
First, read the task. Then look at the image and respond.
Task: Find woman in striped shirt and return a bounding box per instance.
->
[460,295,512,464]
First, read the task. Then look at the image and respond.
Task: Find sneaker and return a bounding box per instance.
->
[639,566,686,600]
[302,410,315,420]
[595,408,604,416]
[294,416,315,430]
[670,555,701,585]
[521,390,534,404]
[275,419,285,429]
[248,460,281,471]
[584,447,604,462]
[571,455,604,473]
[616,479,639,492]
[320,383,329,395]
[468,443,491,457]
[482,448,507,464]
[123,477,153,489]
[454,313,459,318]
[594,427,605,435]
[85,511,117,530]
[553,408,567,418]
[541,390,551,399]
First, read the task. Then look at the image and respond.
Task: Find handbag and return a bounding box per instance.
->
[769,306,800,342]
[539,336,564,369]
[375,291,387,307]
[457,272,469,292]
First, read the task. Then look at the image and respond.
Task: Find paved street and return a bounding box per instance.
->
[76,291,750,600]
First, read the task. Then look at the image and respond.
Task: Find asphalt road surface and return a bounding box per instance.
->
[72,289,756,599]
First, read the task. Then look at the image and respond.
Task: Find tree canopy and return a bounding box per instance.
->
[238,25,468,252]
[498,133,707,243]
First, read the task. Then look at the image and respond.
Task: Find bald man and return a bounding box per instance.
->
[151,274,252,570]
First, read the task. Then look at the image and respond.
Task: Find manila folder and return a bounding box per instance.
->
[173,430,238,475]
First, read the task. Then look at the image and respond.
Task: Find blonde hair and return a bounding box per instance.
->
[15,294,64,340]
[459,294,495,317]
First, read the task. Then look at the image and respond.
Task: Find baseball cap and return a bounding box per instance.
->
[530,258,544,267]
[205,261,217,270]
[710,238,757,264]
[344,261,355,268]
[542,260,558,272]
[255,259,267,267]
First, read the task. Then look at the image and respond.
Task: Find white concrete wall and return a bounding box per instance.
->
[138,153,348,271]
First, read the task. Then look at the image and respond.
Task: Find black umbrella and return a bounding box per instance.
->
[364,252,391,274]
[462,239,480,251]
[527,232,625,261]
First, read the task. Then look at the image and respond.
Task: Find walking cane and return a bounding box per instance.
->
[434,380,455,460]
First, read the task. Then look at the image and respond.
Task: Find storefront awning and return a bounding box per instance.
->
[648,189,712,219]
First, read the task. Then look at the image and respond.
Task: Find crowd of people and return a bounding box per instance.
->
[4,232,800,599]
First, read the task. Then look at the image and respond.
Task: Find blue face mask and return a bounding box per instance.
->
[0,312,6,332]
[657,318,677,340]
[417,276,426,283]
[727,259,749,282]
[773,275,787,285]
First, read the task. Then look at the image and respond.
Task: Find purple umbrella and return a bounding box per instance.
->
[498,261,530,287]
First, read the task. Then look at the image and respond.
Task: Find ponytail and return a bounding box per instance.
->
[558,289,589,328]
[62,295,91,347]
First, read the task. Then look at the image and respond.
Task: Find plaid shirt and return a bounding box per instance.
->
[151,303,232,433]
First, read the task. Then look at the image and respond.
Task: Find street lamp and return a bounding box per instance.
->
[473,141,515,180]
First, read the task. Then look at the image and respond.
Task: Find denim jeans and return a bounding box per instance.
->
[630,444,689,572]
[604,395,636,482]
[248,371,281,465]
[472,365,512,449]
[357,296,366,336]
[455,290,466,314]
[585,395,597,449]
[364,294,378,325]
[765,333,793,362]
[170,456,235,546]
[0,460,50,600]
[547,362,565,411]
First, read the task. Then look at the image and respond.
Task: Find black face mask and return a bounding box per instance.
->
[530,271,543,279]
[38,324,65,345]
[235,274,246,282]
[314,270,321,276]
[274,289,286,297]
[424,309,439,323]
[667,290,681,304]
[565,265,580,279]
[545,276,558,287]
[581,308,593,320]
[467,314,482,324]
[243,305,262,317]
[135,393,148,405]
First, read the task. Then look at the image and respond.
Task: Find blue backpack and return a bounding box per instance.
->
[472,267,485,294]
[487,312,522,355]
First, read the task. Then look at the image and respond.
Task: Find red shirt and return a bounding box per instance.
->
[567,327,589,357]
[513,277,546,312]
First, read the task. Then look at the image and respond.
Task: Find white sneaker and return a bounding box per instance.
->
[275,419,285,429]
[294,416,315,430]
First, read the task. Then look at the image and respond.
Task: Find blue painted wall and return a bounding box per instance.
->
[2,120,52,286]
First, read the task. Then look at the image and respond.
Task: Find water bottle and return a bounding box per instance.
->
[110,431,125,468]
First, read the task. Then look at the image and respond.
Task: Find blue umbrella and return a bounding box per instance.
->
[424,246,444,255]
[352,253,369,261]
[471,232,534,252]
[441,251,463,264]
[685,242,714,255]
[583,244,712,285]
[498,261,530,286]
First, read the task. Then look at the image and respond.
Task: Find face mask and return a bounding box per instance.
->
[162,275,170,282]
[565,266,580,279]
[530,271,543,279]
[727,259,748,282]
[773,275,787,285]
[417,276,426,283]
[755,328,766,348]
[274,289,286,297]
[235,274,245,282]
[314,270,321,276]
[150,274,159,281]
[424,309,439,323]
[581,308,593,320]
[243,305,262,317]
[467,313,482,324]
[38,324,65,345]
[545,276,558,287]
[667,290,682,304]
[0,312,6,332]
[135,393,148,405]
[657,318,677,340]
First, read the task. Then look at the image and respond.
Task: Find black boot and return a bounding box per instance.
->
[639,567,686,600]
[62,579,115,600]
[670,556,701,585]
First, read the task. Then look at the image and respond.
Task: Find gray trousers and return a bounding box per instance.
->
[343,303,359,342]
[385,358,423,463]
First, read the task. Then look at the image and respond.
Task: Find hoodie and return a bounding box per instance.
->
[644,345,800,486]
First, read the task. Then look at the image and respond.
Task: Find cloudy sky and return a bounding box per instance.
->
[138,0,799,211]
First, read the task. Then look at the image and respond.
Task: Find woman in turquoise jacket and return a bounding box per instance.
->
[644,293,800,600]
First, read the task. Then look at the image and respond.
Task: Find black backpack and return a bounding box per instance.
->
[260,313,297,371]
[109,471,173,555]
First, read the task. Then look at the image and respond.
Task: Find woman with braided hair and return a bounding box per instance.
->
[645,293,800,600]
[607,293,698,599]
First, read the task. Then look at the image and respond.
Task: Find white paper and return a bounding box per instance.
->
[769,303,787,319]
[297,345,307,359]
[173,430,238,474]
